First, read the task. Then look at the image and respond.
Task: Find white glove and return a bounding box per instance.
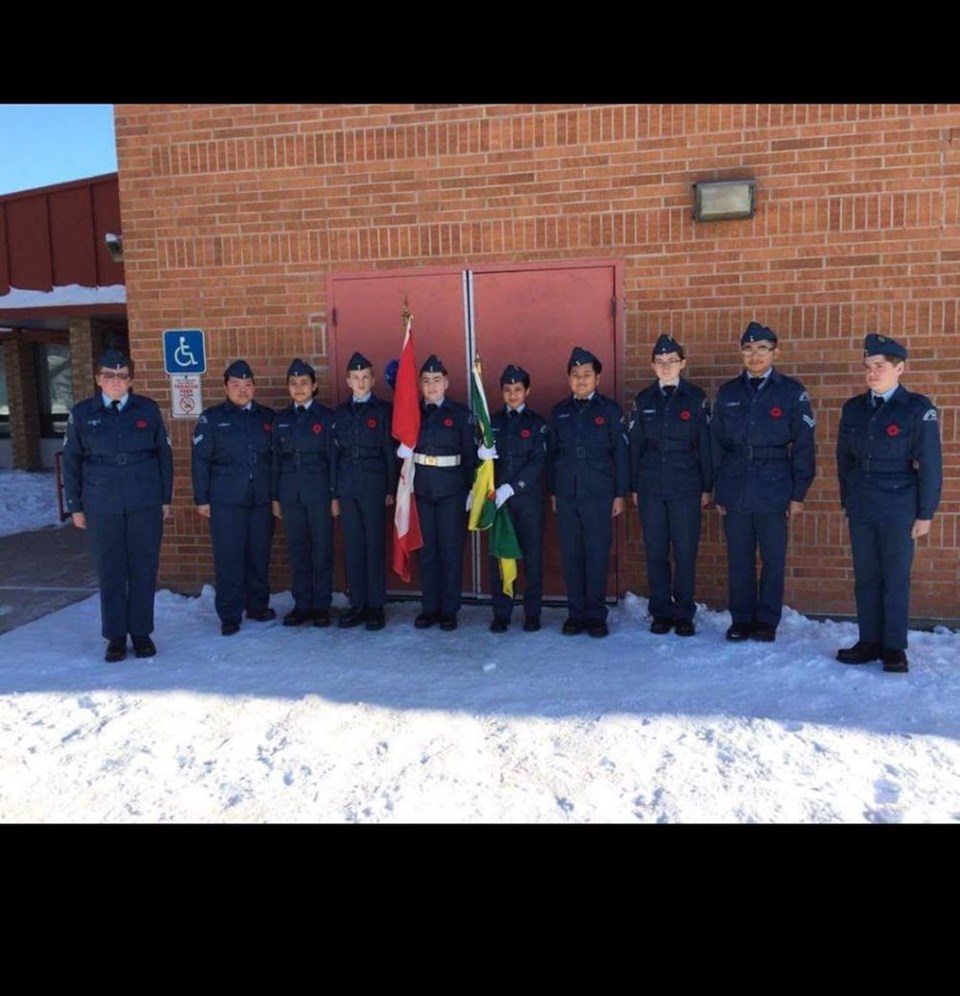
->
[478,443,498,460]
[465,492,474,511]
[494,484,514,508]
[397,443,414,459]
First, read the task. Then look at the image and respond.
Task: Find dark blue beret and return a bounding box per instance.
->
[864,333,907,361]
[567,346,602,374]
[224,359,255,381]
[384,358,399,391]
[500,364,529,386]
[346,351,372,372]
[652,334,682,356]
[420,354,447,375]
[741,322,777,346]
[286,358,315,379]
[98,348,129,370]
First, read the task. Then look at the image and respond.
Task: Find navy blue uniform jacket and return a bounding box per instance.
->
[629,379,713,498]
[548,393,630,499]
[62,393,174,514]
[332,394,397,499]
[271,401,336,505]
[191,400,275,505]
[837,386,941,522]
[413,399,477,498]
[490,406,548,498]
[711,369,815,512]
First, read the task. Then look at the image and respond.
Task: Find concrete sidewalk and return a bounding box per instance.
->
[0,524,99,635]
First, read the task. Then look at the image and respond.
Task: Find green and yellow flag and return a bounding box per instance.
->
[468,358,522,596]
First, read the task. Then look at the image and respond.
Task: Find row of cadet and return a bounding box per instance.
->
[62,322,942,675]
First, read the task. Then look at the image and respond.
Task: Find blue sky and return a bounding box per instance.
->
[0,104,117,196]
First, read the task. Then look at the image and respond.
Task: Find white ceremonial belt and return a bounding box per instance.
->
[413,453,461,467]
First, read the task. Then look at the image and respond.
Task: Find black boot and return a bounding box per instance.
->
[836,641,882,665]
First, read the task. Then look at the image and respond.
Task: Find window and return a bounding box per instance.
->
[36,343,72,439]
[0,346,8,438]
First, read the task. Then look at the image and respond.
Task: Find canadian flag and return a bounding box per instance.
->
[392,315,423,582]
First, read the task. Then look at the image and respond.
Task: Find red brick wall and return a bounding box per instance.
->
[114,104,960,621]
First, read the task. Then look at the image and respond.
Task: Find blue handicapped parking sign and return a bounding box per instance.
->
[163,329,206,374]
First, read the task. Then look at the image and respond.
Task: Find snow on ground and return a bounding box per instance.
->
[1,585,957,824]
[0,470,64,537]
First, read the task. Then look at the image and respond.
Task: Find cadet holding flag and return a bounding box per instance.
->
[397,354,477,631]
[835,334,942,674]
[711,322,816,643]
[475,363,547,633]
[271,358,337,628]
[191,359,276,636]
[62,348,173,662]
[547,346,630,638]
[332,352,396,631]
[629,334,713,637]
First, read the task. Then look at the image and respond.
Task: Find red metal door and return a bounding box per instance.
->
[470,262,621,602]
[329,270,468,598]
[329,260,623,604]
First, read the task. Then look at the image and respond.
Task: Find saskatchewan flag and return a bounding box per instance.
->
[468,358,522,596]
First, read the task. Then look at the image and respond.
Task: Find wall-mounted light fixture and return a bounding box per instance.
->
[692,179,757,222]
[104,232,124,263]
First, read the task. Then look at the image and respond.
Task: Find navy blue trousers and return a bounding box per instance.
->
[339,494,387,610]
[86,505,163,640]
[639,493,702,622]
[723,510,788,627]
[490,496,545,621]
[417,494,466,616]
[848,517,915,650]
[209,502,274,624]
[556,497,614,624]
[281,500,333,614]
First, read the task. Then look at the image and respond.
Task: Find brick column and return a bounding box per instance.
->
[5,336,42,470]
[68,319,106,403]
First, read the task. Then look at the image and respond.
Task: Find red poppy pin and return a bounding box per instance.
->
[312,423,323,434]
[769,407,783,419]
[886,424,900,437]
[263,423,272,432]
[366,417,377,429]
[594,415,605,426]
[135,419,148,429]
[443,417,454,427]
[520,428,531,438]
[679,410,691,421]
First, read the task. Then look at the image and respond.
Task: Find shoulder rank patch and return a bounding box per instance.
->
[802,414,815,428]
[923,409,938,421]
[192,433,204,445]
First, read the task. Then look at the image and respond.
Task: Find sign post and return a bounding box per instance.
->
[164,329,206,420]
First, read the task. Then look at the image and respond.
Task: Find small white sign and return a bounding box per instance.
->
[171,374,203,419]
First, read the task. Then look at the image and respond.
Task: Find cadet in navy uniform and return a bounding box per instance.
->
[485,364,549,633]
[62,348,173,662]
[396,354,477,631]
[711,322,816,643]
[628,334,713,637]
[271,358,337,628]
[191,360,276,636]
[547,346,630,638]
[835,334,942,673]
[332,352,396,631]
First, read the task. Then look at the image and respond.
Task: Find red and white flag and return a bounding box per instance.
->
[392,313,423,582]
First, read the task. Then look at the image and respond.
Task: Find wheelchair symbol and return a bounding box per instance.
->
[174,336,199,368]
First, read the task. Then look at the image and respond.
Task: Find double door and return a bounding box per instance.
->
[328,259,624,602]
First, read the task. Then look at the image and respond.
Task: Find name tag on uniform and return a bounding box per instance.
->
[217,422,231,427]
[725,401,741,407]
[557,412,571,419]
[642,408,656,415]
